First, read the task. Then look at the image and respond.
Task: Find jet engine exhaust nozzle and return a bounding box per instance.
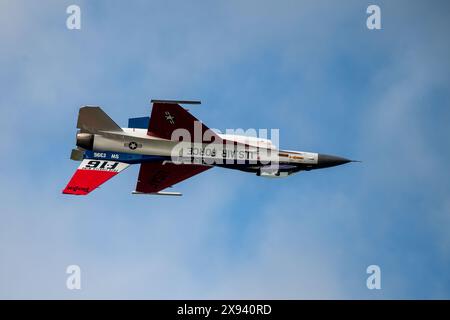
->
[76,133,94,150]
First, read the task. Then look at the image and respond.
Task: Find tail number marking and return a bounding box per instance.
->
[83,160,119,171]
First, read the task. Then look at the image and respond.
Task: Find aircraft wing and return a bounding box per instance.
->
[63,159,130,195]
[147,102,222,143]
[135,162,211,194]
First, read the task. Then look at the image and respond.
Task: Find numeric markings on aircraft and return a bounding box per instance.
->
[94,152,106,158]
[84,160,100,168]
[83,160,119,171]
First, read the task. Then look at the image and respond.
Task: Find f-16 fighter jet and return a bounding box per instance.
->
[63,100,355,196]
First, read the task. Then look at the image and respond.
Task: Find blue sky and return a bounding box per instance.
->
[1,0,450,299]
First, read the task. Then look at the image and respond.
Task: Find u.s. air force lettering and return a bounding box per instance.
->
[185,147,255,160]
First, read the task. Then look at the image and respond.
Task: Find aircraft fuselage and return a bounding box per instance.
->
[75,128,351,178]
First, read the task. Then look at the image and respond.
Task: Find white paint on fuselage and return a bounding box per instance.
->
[217,133,276,149]
[92,128,318,165]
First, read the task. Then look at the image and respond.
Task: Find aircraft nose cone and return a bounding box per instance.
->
[317,153,351,168]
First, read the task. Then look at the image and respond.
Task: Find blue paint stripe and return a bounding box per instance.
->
[84,150,168,164]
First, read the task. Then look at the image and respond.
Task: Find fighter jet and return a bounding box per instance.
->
[63,100,354,196]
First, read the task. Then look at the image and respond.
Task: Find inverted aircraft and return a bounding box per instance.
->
[63,100,354,196]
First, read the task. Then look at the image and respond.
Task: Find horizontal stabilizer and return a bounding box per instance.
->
[77,106,123,133]
[70,148,84,161]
